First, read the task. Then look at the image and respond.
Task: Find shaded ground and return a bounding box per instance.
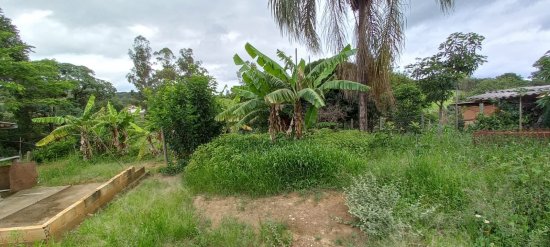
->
[0,183,101,228]
[194,191,365,247]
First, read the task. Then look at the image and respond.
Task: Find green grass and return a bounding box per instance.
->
[184,129,550,246]
[38,176,291,247]
[36,155,157,186]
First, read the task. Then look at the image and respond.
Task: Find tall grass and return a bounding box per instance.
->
[37,155,157,186]
[185,129,550,246]
[40,177,292,247]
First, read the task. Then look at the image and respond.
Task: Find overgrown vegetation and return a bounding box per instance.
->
[40,177,292,247]
[186,129,550,246]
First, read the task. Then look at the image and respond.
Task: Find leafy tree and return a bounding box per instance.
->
[531,51,550,83]
[0,10,75,151]
[153,47,178,82]
[0,8,32,61]
[113,91,142,109]
[468,73,529,96]
[127,35,155,95]
[241,43,369,139]
[407,32,487,128]
[58,63,116,110]
[267,0,454,131]
[392,83,426,132]
[148,75,221,158]
[32,96,99,160]
[176,48,208,78]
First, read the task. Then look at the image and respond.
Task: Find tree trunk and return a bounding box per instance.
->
[113,128,121,153]
[80,131,92,160]
[438,104,444,135]
[356,0,369,132]
[268,104,282,142]
[294,101,304,139]
[147,135,159,155]
[286,118,294,137]
[359,93,368,131]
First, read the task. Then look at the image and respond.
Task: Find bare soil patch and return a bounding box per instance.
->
[193,191,365,247]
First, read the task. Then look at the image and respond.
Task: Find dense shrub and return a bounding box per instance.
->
[185,132,365,195]
[33,137,77,162]
[345,174,400,238]
[391,83,427,132]
[185,129,550,246]
[148,75,222,159]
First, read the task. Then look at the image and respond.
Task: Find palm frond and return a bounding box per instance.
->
[234,99,266,116]
[82,95,96,119]
[36,125,74,147]
[232,109,264,131]
[244,43,291,82]
[320,80,370,92]
[309,45,355,87]
[297,88,325,108]
[32,116,66,125]
[305,106,319,129]
[265,88,296,104]
[268,0,321,52]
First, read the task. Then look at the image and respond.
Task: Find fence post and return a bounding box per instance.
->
[161,128,168,165]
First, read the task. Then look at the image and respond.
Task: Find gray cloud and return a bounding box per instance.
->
[2,0,550,92]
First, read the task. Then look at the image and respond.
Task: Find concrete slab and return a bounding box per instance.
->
[0,166,147,245]
[0,183,101,228]
[0,186,69,221]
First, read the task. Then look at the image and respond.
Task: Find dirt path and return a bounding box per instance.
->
[194,191,365,247]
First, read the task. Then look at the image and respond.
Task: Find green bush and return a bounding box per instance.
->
[184,131,367,195]
[345,174,400,238]
[148,75,222,159]
[33,137,77,162]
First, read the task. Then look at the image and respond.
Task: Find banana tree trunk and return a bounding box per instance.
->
[80,131,92,160]
[268,104,283,142]
[112,128,121,153]
[147,135,159,155]
[121,131,128,154]
[294,101,304,139]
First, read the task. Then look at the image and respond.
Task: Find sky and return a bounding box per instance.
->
[2,0,550,92]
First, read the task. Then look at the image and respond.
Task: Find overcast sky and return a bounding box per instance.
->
[2,0,550,92]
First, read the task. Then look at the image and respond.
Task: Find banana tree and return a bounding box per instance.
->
[244,43,369,138]
[129,122,160,160]
[216,57,287,141]
[32,95,98,160]
[95,102,136,154]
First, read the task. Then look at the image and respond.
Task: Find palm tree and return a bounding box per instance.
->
[268,0,455,131]
[32,95,99,160]
[244,43,369,138]
[95,102,136,154]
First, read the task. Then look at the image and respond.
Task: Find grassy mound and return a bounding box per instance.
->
[184,130,368,195]
[185,129,550,246]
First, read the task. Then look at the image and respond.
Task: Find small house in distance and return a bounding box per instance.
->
[459,85,550,126]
